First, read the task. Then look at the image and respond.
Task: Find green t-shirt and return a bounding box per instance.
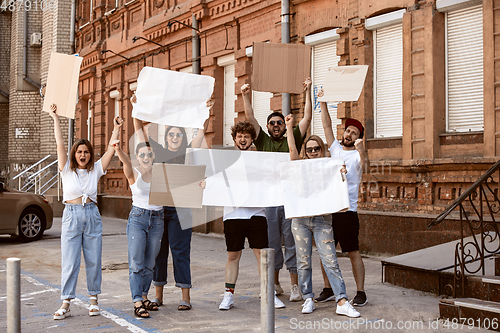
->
[254,125,305,153]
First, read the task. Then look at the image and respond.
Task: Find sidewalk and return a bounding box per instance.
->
[0,216,489,332]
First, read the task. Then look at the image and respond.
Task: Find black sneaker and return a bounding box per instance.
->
[315,288,335,302]
[352,291,367,306]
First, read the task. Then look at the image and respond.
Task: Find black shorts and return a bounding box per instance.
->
[224,215,269,251]
[332,211,360,253]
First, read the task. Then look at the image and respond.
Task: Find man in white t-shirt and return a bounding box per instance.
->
[317,97,370,307]
[218,121,286,310]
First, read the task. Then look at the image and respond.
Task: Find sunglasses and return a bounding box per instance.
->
[306,146,321,153]
[168,132,184,139]
[138,151,154,159]
[269,120,284,126]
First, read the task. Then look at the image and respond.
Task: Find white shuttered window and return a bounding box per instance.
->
[223,63,237,146]
[446,5,483,132]
[311,41,341,141]
[374,23,403,138]
[252,91,272,129]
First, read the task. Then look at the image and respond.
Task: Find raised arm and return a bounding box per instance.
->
[191,99,214,149]
[130,93,149,143]
[319,89,335,148]
[241,84,260,137]
[100,116,123,171]
[354,139,370,173]
[298,77,312,137]
[112,141,136,185]
[285,114,300,161]
[48,104,68,171]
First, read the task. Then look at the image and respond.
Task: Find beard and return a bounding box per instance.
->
[269,128,286,139]
[341,138,355,147]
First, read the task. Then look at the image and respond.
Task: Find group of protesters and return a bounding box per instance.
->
[48,75,369,320]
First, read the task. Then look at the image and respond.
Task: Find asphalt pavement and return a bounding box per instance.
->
[0,216,489,332]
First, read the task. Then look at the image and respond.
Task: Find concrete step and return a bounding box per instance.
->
[382,232,499,295]
[439,298,500,332]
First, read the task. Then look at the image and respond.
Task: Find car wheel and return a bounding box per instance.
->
[18,208,45,242]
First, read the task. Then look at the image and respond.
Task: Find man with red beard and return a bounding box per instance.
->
[241,79,312,303]
[317,95,370,307]
[219,121,286,310]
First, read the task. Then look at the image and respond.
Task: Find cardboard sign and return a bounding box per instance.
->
[318,65,369,102]
[42,52,83,118]
[149,163,206,208]
[132,67,215,129]
[279,157,350,219]
[252,42,311,94]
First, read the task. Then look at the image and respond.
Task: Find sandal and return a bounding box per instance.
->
[178,300,192,311]
[150,298,163,307]
[53,300,71,320]
[89,296,100,316]
[142,299,159,311]
[134,304,149,318]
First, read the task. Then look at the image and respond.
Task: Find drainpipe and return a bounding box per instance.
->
[68,0,76,153]
[192,13,200,75]
[23,10,41,90]
[281,0,290,116]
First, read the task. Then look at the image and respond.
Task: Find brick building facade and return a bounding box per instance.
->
[0,2,72,183]
[69,0,498,254]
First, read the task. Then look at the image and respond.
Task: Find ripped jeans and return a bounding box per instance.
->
[291,215,348,302]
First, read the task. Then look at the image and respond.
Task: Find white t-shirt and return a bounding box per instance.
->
[60,158,106,204]
[223,206,266,221]
[329,139,362,212]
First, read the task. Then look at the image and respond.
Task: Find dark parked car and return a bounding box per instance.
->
[0,182,53,242]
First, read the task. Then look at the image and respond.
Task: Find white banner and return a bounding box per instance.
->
[132,67,215,129]
[188,149,290,207]
[279,157,350,219]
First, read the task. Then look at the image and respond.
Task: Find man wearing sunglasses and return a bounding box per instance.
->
[240,78,313,302]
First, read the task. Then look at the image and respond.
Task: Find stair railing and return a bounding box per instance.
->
[428,159,500,298]
[12,155,60,199]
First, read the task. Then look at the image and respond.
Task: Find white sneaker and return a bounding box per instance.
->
[275,284,284,296]
[336,301,360,318]
[301,298,315,314]
[274,294,286,309]
[290,284,302,302]
[219,291,234,310]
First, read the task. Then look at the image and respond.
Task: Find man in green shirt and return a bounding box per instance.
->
[241,78,313,302]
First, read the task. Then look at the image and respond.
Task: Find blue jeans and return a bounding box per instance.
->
[61,202,102,299]
[153,207,192,288]
[291,215,348,302]
[266,206,297,274]
[127,206,164,303]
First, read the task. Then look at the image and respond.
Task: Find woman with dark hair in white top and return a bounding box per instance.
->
[113,140,164,318]
[49,104,122,320]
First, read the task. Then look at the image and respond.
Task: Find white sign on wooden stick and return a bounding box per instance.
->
[318,65,369,102]
[279,157,350,219]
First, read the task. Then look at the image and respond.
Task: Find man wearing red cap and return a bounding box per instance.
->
[317,97,370,307]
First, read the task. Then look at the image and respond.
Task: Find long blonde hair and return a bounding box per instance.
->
[301,135,327,159]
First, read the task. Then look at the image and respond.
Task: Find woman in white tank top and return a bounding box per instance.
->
[113,140,164,318]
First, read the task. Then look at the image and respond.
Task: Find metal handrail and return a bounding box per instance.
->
[12,155,52,180]
[40,175,59,195]
[428,158,500,229]
[20,169,51,192]
[27,160,58,180]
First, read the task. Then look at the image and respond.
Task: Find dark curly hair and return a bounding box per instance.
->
[231,121,257,140]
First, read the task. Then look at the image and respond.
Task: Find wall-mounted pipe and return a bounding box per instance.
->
[23,10,41,89]
[281,0,290,116]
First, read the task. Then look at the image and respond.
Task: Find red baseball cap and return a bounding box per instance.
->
[345,118,364,139]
